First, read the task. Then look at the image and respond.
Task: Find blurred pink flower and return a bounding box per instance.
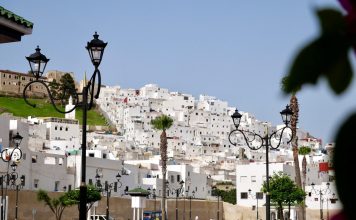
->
[339,0,356,48]
[331,211,348,220]
[339,0,354,12]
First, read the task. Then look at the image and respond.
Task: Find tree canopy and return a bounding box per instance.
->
[299,146,311,155]
[262,172,305,219]
[37,189,77,220]
[37,185,101,220]
[151,114,173,131]
[65,184,102,211]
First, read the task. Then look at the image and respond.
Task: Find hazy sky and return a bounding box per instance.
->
[1,1,355,144]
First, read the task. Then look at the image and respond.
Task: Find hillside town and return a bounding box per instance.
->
[0,69,342,219]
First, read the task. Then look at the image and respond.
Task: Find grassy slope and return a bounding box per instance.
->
[0,96,107,126]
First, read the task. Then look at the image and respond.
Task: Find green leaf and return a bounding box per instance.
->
[325,52,353,94]
[317,8,346,34]
[285,34,351,94]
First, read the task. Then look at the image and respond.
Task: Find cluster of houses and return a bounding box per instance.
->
[0,71,342,219]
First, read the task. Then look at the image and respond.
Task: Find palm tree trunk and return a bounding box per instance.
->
[302,156,307,190]
[161,130,168,220]
[290,94,302,187]
[290,94,305,220]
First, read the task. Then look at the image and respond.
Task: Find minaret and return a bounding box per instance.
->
[80,72,87,92]
[65,96,76,119]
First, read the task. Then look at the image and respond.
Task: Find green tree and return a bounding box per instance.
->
[59,73,76,101]
[48,79,60,99]
[37,189,77,220]
[262,172,305,220]
[213,188,236,205]
[151,114,173,220]
[298,146,312,190]
[65,184,102,212]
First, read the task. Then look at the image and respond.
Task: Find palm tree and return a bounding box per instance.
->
[151,114,173,220]
[299,146,312,190]
[37,190,77,220]
[282,77,304,220]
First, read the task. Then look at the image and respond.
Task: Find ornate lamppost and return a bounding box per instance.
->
[228,105,293,220]
[7,162,25,220]
[311,182,331,220]
[1,132,23,220]
[23,32,107,220]
[95,171,122,220]
[147,187,157,213]
[212,186,220,220]
[248,189,261,220]
[188,190,195,220]
[167,180,184,220]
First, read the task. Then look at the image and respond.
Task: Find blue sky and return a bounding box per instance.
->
[1,1,355,144]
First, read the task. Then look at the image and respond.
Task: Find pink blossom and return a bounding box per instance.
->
[339,0,356,49]
[331,211,348,220]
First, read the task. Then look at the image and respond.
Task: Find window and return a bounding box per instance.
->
[55,126,57,130]
[241,192,248,199]
[54,181,60,191]
[170,175,174,183]
[32,155,37,163]
[256,192,264,199]
[34,179,39,188]
[240,176,247,182]
[251,176,256,183]
[177,175,181,182]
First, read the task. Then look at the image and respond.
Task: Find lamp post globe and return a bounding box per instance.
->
[86,32,107,67]
[26,46,50,79]
[280,105,293,126]
[116,173,121,182]
[12,133,23,146]
[10,162,17,172]
[231,109,242,129]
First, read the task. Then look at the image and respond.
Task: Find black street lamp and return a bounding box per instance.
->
[95,171,122,220]
[188,190,195,220]
[212,186,220,220]
[0,132,23,220]
[248,189,261,220]
[10,162,25,220]
[148,187,157,213]
[311,182,331,220]
[15,175,25,220]
[326,193,336,220]
[23,32,107,220]
[167,180,184,220]
[229,105,293,220]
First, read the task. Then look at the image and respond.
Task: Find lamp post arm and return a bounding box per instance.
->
[86,69,101,110]
[22,79,79,114]
[228,129,264,151]
[269,126,293,150]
